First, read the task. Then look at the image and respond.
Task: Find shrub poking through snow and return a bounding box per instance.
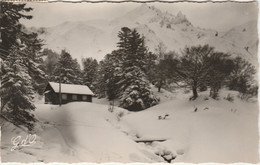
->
[163,114,169,119]
[204,96,209,100]
[224,94,234,102]
[158,114,169,120]
[108,102,114,112]
[116,111,125,121]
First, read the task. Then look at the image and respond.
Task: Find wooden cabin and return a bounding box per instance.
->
[44,82,94,104]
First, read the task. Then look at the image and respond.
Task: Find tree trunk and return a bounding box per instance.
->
[192,81,198,99]
[158,86,161,92]
[192,86,198,99]
[157,80,163,92]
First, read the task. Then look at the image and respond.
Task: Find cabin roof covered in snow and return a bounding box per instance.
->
[48,82,94,95]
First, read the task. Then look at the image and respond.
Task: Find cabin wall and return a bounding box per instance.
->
[59,94,92,104]
[45,84,59,104]
[44,83,93,105]
[87,95,92,102]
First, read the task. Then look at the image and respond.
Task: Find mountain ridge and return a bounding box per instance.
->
[30,4,258,67]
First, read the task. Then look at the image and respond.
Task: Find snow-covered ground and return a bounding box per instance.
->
[1,90,259,163]
[120,90,259,163]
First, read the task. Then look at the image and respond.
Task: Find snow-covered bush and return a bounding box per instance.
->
[227,57,256,96]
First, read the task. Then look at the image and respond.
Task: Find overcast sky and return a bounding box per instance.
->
[21,1,258,31]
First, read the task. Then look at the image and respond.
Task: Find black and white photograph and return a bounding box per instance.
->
[0,0,259,163]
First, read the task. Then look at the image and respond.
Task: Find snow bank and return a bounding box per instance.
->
[120,90,259,163]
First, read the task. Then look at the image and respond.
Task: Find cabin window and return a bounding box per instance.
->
[82,95,87,101]
[72,95,78,100]
[62,94,67,100]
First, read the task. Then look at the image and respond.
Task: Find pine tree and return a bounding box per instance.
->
[143,51,158,83]
[0,46,36,131]
[20,32,46,94]
[71,58,82,84]
[52,50,82,84]
[95,61,107,98]
[155,42,167,59]
[96,50,123,100]
[1,2,47,94]
[119,66,159,111]
[117,27,159,111]
[96,27,159,110]
[42,48,60,78]
[117,27,132,52]
[0,2,33,59]
[0,2,46,130]
[82,57,98,90]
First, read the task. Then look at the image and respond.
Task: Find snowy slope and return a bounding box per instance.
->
[120,90,259,163]
[1,103,158,163]
[1,90,258,163]
[32,4,257,66]
[200,20,258,67]
[39,21,116,61]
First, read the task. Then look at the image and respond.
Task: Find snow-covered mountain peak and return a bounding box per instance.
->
[176,11,185,18]
[175,11,191,25]
[111,4,192,28]
[112,4,162,24]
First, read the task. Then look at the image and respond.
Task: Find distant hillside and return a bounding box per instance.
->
[29,4,258,67]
